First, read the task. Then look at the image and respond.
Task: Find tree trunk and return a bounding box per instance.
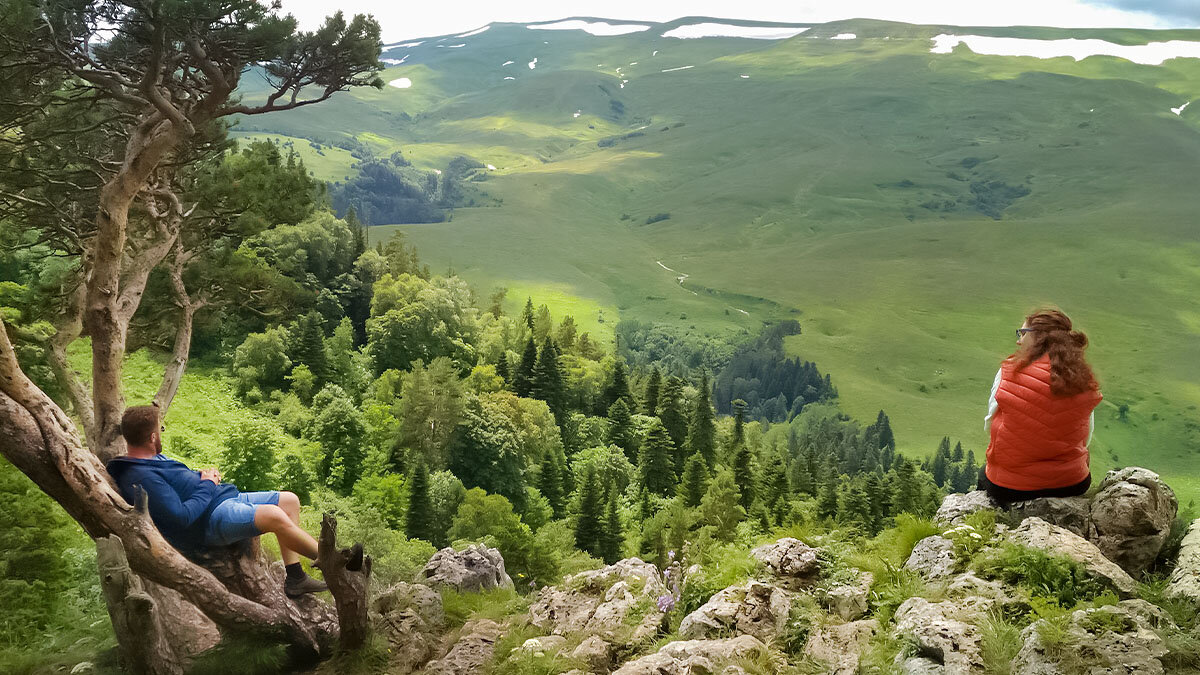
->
[97,535,185,675]
[317,514,373,650]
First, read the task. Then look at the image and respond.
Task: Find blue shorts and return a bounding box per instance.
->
[204,491,280,547]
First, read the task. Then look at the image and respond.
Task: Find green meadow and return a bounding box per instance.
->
[244,18,1200,504]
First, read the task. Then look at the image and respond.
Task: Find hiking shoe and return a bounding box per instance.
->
[285,575,328,597]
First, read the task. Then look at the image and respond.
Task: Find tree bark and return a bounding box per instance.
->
[97,535,184,675]
[317,514,373,651]
[153,244,203,415]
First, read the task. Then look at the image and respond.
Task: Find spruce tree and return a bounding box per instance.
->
[600,485,623,564]
[575,467,604,556]
[293,311,329,384]
[539,452,565,518]
[864,471,887,530]
[643,368,662,416]
[960,450,979,492]
[639,420,677,497]
[891,456,920,515]
[495,353,510,383]
[700,468,745,541]
[679,452,710,508]
[607,398,638,462]
[791,455,815,496]
[531,338,566,421]
[657,377,688,475]
[818,478,840,520]
[687,373,717,467]
[875,410,895,452]
[931,438,950,488]
[600,360,634,414]
[952,441,965,463]
[730,399,747,455]
[733,445,756,511]
[838,478,873,531]
[763,451,789,524]
[513,336,538,397]
[522,297,535,330]
[406,458,434,542]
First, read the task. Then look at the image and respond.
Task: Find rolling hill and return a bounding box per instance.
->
[234,16,1200,504]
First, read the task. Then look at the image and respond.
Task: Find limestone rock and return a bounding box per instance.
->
[70,663,95,675]
[515,635,567,656]
[750,537,820,586]
[1008,496,1091,538]
[570,635,613,672]
[945,573,1028,614]
[892,597,984,672]
[612,635,774,675]
[1089,467,1178,576]
[370,582,444,673]
[678,580,791,642]
[896,656,946,674]
[1012,600,1173,674]
[1009,517,1138,597]
[904,536,957,581]
[424,618,504,675]
[822,571,873,621]
[803,619,878,674]
[935,491,998,526]
[1166,517,1200,602]
[529,558,667,642]
[421,544,514,592]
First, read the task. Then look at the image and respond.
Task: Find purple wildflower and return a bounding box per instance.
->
[656,594,676,613]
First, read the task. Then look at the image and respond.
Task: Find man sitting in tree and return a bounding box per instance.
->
[107,405,328,597]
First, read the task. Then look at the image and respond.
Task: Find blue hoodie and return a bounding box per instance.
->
[106,454,239,553]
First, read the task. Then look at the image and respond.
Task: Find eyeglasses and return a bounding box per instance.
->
[1016,328,1034,339]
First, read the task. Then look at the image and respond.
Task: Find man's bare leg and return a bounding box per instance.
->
[254,492,317,564]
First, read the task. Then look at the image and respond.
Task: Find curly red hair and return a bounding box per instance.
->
[1009,308,1098,397]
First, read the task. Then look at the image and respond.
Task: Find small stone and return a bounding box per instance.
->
[892,597,985,672]
[570,635,612,672]
[423,619,504,675]
[751,538,821,586]
[822,571,873,621]
[904,536,957,580]
[804,619,878,674]
[678,580,791,642]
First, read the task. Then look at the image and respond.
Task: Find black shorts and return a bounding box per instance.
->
[977,467,1090,505]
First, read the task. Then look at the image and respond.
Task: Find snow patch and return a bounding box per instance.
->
[660,65,694,73]
[528,57,538,69]
[486,164,497,170]
[663,23,809,40]
[527,20,650,36]
[388,78,413,89]
[502,60,514,66]
[437,43,466,48]
[386,41,423,48]
[930,34,1200,66]
[629,61,638,65]
[831,33,857,40]
[573,110,581,118]
[455,25,489,38]
[652,50,659,56]
[433,169,442,175]
[381,55,409,65]
[1172,101,1191,115]
[503,76,515,80]
[740,74,750,78]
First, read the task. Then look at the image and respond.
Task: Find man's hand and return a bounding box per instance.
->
[200,468,222,484]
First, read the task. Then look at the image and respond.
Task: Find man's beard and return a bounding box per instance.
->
[155,435,163,454]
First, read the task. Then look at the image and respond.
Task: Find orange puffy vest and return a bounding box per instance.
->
[985,355,1102,491]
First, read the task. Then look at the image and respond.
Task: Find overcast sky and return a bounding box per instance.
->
[275,0,1200,42]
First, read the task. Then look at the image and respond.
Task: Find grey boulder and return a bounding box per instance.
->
[678,580,792,642]
[421,544,514,592]
[1088,467,1177,576]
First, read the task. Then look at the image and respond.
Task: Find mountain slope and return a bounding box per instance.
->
[236,17,1200,504]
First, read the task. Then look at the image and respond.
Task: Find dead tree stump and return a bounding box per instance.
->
[317,513,373,650]
[97,535,184,675]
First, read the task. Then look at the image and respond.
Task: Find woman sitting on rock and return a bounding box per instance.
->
[979,308,1103,504]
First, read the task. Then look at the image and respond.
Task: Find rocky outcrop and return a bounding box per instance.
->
[1008,496,1091,538]
[803,619,877,674]
[1008,517,1138,597]
[612,635,774,675]
[904,536,957,581]
[370,582,444,673]
[892,597,985,672]
[822,571,873,621]
[421,544,514,592]
[1012,600,1174,674]
[529,558,667,642]
[751,537,820,587]
[1166,517,1200,602]
[423,618,504,675]
[934,491,998,526]
[1088,467,1178,576]
[678,580,791,642]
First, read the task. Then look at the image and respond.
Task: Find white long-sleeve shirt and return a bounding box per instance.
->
[984,368,1093,444]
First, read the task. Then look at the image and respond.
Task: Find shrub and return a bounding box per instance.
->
[220,419,279,492]
[644,213,670,225]
[979,611,1023,675]
[441,586,526,628]
[973,543,1108,608]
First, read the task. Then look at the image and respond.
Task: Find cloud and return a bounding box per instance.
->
[1083,0,1200,24]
